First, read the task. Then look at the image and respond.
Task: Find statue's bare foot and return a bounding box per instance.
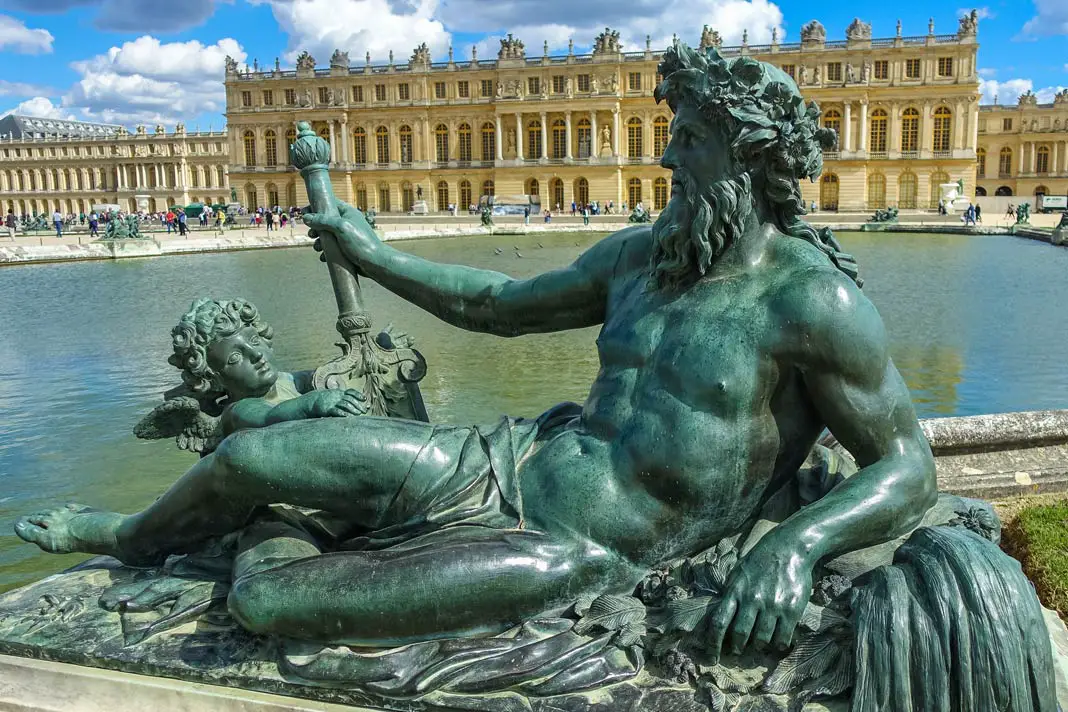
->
[14,504,124,557]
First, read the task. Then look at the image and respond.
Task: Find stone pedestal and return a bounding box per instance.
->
[1052,227,1067,246]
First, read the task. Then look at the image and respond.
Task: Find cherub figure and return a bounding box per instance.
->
[135,298,366,456]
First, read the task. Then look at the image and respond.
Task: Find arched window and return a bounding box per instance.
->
[527,120,542,159]
[355,182,368,210]
[353,128,367,164]
[577,118,592,159]
[627,177,642,207]
[1037,146,1050,174]
[51,169,59,190]
[869,109,888,154]
[243,131,256,166]
[820,174,839,211]
[436,181,449,211]
[458,123,472,162]
[401,181,414,212]
[654,177,668,210]
[1035,185,1049,198]
[653,116,670,157]
[191,166,200,188]
[627,117,643,158]
[974,186,987,197]
[481,122,495,161]
[574,177,589,206]
[823,109,841,140]
[482,180,494,198]
[933,107,952,153]
[867,173,886,209]
[929,171,949,209]
[999,147,1013,177]
[901,108,920,153]
[245,183,258,209]
[266,183,279,207]
[995,186,1013,197]
[399,125,413,163]
[898,173,918,209]
[375,126,390,164]
[459,180,472,210]
[286,127,296,159]
[550,178,564,211]
[434,123,449,163]
[526,178,539,196]
[976,148,986,178]
[264,129,278,166]
[551,119,567,159]
[318,127,330,144]
[286,182,297,207]
[378,183,391,212]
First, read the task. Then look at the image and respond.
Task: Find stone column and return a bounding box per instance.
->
[843,103,852,152]
[613,109,620,156]
[1030,143,1036,174]
[889,103,900,153]
[858,102,868,152]
[1053,143,1059,176]
[540,112,548,160]
[1019,142,1026,174]
[953,102,965,150]
[920,103,933,154]
[565,111,573,159]
[329,120,337,163]
[495,115,503,161]
[516,113,524,160]
[340,116,349,164]
[590,111,599,159]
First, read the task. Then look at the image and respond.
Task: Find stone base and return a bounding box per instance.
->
[1052,227,1068,246]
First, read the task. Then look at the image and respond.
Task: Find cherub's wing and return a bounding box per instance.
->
[134,396,222,455]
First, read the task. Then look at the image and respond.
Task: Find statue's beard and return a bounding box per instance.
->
[650,169,753,291]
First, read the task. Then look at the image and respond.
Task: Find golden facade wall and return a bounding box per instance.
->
[976,93,1068,201]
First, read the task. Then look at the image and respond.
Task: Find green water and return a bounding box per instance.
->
[2,230,1068,592]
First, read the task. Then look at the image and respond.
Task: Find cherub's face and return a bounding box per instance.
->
[206,325,277,398]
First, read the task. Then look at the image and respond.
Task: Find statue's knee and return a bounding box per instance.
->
[214,429,267,490]
[227,572,279,635]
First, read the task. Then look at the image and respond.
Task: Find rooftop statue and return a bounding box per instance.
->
[845,18,872,41]
[224,55,239,74]
[409,43,431,68]
[699,25,723,51]
[800,20,826,44]
[1019,90,1039,107]
[329,49,349,69]
[10,45,1055,712]
[1055,89,1068,105]
[498,33,525,60]
[958,8,979,37]
[295,50,315,71]
[592,27,622,55]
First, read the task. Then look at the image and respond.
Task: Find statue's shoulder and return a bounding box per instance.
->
[579,225,652,278]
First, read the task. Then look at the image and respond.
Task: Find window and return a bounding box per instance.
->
[654,177,668,210]
[378,184,391,212]
[653,116,669,156]
[243,130,256,165]
[575,177,589,206]
[482,179,494,197]
[241,91,252,107]
[820,174,839,211]
[937,57,953,77]
[528,119,542,158]
[577,74,590,92]
[481,79,494,97]
[375,84,386,101]
[352,85,363,102]
[285,88,296,105]
[526,178,539,196]
[874,60,888,80]
[375,126,390,163]
[481,122,495,160]
[933,106,952,152]
[262,90,273,106]
[627,117,643,158]
[869,109,888,153]
[551,120,566,159]
[286,127,296,158]
[1003,118,1013,131]
[457,124,472,162]
[459,180,472,210]
[1037,146,1050,173]
[434,82,446,99]
[999,147,1013,176]
[901,108,920,153]
[265,130,278,165]
[552,75,566,94]
[551,178,564,211]
[355,183,368,211]
[398,83,410,101]
[527,77,540,96]
[781,64,796,79]
[436,181,449,211]
[628,177,642,207]
[823,109,841,141]
[577,118,592,158]
[458,80,469,98]
[905,59,921,79]
[435,124,449,162]
[628,72,641,91]
[826,63,842,82]
[399,125,413,163]
[353,128,367,164]
[318,87,330,104]
[867,173,886,209]
[402,182,414,212]
[929,172,948,208]
[976,148,986,177]
[898,173,918,209]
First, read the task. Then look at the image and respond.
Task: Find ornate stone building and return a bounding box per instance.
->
[975,90,1068,202]
[0,115,230,217]
[225,16,982,213]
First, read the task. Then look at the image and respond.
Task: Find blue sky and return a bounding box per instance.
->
[0,0,1064,129]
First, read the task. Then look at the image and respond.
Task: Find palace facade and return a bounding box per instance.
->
[0,115,230,217]
[224,14,982,214]
[975,91,1068,202]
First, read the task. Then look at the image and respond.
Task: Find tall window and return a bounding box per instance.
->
[820,174,839,211]
[937,57,953,77]
[481,79,493,97]
[929,172,949,209]
[867,173,886,209]
[458,123,472,162]
[243,130,256,166]
[398,83,410,101]
[577,74,590,92]
[898,173,918,209]
[781,64,796,79]
[375,84,386,101]
[286,127,296,159]
[628,72,641,91]
[901,108,920,153]
[976,148,986,177]
[459,180,472,210]
[869,109,888,153]
[653,116,669,156]
[265,130,278,165]
[528,120,542,159]
[481,122,495,160]
[526,178,539,196]
[999,147,1013,176]
[551,120,566,159]
[1002,118,1013,131]
[874,60,888,80]
[241,91,251,107]
[552,75,565,94]
[375,126,390,164]
[627,117,643,158]
[628,178,642,207]
[933,107,952,152]
[527,77,540,95]
[482,180,494,197]
[355,183,368,210]
[352,86,363,102]
[378,184,391,211]
[458,81,469,98]
[577,118,592,158]
[436,181,449,211]
[353,128,367,164]
[905,59,921,79]
[435,124,449,162]
[826,63,842,82]
[434,82,446,99]
[318,87,330,104]
[1037,146,1050,173]
[262,90,273,106]
[551,178,564,210]
[654,177,668,210]
[285,88,296,105]
[267,184,279,207]
[575,177,589,206]
[823,109,841,143]
[399,125,413,163]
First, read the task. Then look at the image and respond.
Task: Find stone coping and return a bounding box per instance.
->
[923,410,1068,454]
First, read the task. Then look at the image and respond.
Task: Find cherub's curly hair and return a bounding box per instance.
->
[168,298,274,396]
[655,41,861,286]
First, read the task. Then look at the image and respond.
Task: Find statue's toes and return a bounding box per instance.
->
[14,517,56,550]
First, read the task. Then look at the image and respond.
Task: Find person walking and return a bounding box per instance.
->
[523,206,530,225]
[88,211,99,238]
[52,209,63,238]
[1006,203,1015,220]
[165,209,175,234]
[265,209,274,233]
[177,209,188,237]
[4,209,16,241]
[975,203,982,223]
[582,206,590,227]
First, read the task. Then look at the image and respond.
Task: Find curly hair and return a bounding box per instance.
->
[168,298,274,396]
[655,41,861,286]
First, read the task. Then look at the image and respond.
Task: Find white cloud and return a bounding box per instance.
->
[2,96,75,119]
[979,77,1032,105]
[977,68,996,78]
[1022,0,1068,37]
[61,35,245,126]
[958,7,993,20]
[0,14,53,54]
[1036,85,1067,103]
[0,0,221,31]
[0,79,55,96]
